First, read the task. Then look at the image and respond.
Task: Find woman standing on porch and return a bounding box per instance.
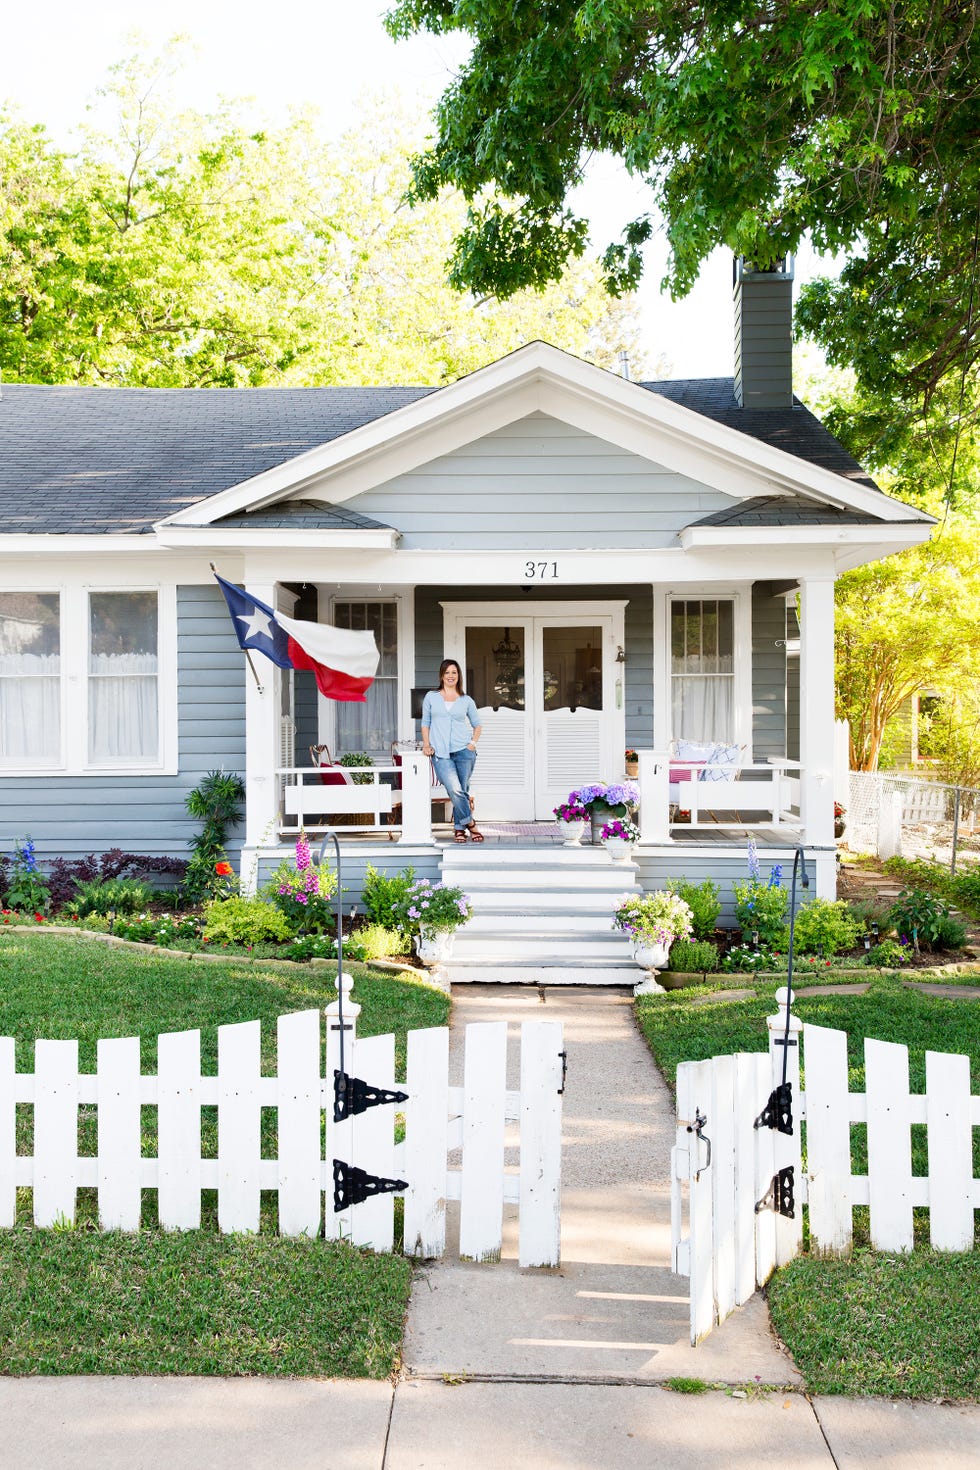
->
[421,659,484,843]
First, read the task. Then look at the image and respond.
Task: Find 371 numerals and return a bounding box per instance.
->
[524,561,558,579]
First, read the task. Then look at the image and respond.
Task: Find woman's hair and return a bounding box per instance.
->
[438,658,465,694]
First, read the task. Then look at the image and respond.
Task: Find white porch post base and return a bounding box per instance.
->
[399,752,436,845]
[811,850,837,901]
[799,576,836,849]
[637,749,672,844]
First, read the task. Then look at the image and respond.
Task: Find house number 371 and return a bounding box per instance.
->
[524,561,558,579]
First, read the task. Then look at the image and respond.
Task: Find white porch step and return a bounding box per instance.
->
[443,864,635,891]
[466,911,618,933]
[451,931,631,961]
[442,847,614,866]
[442,960,640,985]
[466,890,625,914]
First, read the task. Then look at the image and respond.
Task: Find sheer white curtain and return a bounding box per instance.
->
[670,599,735,743]
[0,654,61,760]
[88,653,159,761]
[336,678,398,754]
[671,679,734,744]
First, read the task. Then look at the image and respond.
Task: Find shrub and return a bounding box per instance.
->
[71,877,155,917]
[888,888,949,950]
[667,878,722,939]
[361,863,416,930]
[263,834,339,934]
[721,944,786,973]
[931,912,968,951]
[338,751,374,785]
[791,899,862,957]
[202,898,294,945]
[732,876,789,948]
[280,932,369,962]
[847,897,895,938]
[357,923,408,960]
[112,913,201,945]
[2,837,50,914]
[866,938,912,968]
[668,937,720,973]
[46,851,188,911]
[184,770,245,902]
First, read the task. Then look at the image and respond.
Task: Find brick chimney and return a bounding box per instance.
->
[733,255,795,409]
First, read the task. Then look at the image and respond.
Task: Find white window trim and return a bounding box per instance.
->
[657,588,752,757]
[0,581,177,776]
[318,586,415,754]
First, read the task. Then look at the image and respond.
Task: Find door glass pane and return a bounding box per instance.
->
[541,626,602,711]
[465,626,525,710]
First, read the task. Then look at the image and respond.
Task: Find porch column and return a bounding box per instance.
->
[398,752,435,845]
[799,575,835,897]
[240,580,280,894]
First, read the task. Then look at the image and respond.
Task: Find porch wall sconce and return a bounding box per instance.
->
[615,645,626,664]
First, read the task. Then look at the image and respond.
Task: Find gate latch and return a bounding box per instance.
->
[687,1108,711,1181]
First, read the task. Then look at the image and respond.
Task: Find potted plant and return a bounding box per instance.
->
[391,877,472,965]
[834,801,846,839]
[600,815,640,861]
[553,797,588,845]
[625,748,639,779]
[572,781,640,843]
[612,889,693,972]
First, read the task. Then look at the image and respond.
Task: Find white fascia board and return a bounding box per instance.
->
[151,525,399,551]
[0,534,166,556]
[154,341,931,530]
[681,523,934,556]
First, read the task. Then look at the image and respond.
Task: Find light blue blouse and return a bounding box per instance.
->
[421,692,480,758]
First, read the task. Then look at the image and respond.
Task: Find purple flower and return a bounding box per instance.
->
[295,834,311,872]
[408,906,420,920]
[768,864,782,888]
[747,838,761,880]
[296,892,308,904]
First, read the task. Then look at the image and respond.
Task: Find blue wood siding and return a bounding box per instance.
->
[348,413,735,549]
[751,585,787,760]
[0,585,246,862]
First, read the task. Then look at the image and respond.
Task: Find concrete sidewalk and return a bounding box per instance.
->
[3,1377,978,1469]
[403,983,796,1385]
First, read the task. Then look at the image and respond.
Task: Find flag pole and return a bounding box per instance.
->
[210,563,265,694]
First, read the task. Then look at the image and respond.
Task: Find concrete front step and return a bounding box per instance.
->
[442,846,618,866]
[444,865,636,891]
[442,960,641,985]
[466,911,618,933]
[466,890,628,914]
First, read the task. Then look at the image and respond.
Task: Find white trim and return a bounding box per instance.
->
[153,343,934,530]
[0,580,177,777]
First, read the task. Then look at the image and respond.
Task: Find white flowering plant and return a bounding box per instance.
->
[600,816,640,842]
[391,878,472,935]
[612,890,693,947]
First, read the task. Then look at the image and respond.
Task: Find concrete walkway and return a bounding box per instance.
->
[4,983,978,1468]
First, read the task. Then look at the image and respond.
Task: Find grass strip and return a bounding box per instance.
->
[768,1250,980,1400]
[0,1228,410,1377]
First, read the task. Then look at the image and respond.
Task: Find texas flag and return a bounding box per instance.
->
[214,574,379,702]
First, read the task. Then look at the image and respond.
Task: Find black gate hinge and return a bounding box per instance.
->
[754,1080,794,1134]
[334,1070,408,1123]
[755,1165,795,1219]
[332,1159,409,1213]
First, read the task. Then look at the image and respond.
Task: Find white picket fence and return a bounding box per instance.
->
[672,991,980,1344]
[0,980,564,1268]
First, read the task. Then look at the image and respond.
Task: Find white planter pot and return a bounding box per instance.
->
[633,940,670,972]
[415,929,456,966]
[603,837,633,863]
[561,819,586,846]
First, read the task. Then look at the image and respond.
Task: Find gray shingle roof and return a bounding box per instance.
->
[692,495,879,528]
[639,378,882,494]
[0,384,431,534]
[0,375,882,535]
[206,499,392,531]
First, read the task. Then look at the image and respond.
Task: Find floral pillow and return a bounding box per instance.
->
[701,743,742,782]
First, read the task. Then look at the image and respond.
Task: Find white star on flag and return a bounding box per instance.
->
[237,608,274,641]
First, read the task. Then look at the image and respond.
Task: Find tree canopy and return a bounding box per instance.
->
[0,52,642,388]
[387,0,980,430]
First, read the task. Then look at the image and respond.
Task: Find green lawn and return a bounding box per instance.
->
[635,973,980,1400]
[0,930,449,1376]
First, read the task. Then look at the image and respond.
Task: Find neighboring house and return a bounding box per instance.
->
[0,258,933,906]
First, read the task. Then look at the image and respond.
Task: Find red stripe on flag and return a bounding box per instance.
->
[287,637,372,701]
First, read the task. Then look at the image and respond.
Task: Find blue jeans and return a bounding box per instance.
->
[433,748,476,830]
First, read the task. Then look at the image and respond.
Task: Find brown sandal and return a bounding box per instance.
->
[454,829,469,843]
[467,824,485,843]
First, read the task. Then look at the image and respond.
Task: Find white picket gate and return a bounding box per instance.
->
[0,981,564,1268]
[672,990,980,1344]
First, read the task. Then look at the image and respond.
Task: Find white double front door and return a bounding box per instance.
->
[442,601,626,821]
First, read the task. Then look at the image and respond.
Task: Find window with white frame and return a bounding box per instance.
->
[670,598,735,742]
[332,601,398,754]
[88,591,159,763]
[0,591,61,763]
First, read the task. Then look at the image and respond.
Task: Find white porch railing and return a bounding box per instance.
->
[278,753,436,843]
[635,749,802,843]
